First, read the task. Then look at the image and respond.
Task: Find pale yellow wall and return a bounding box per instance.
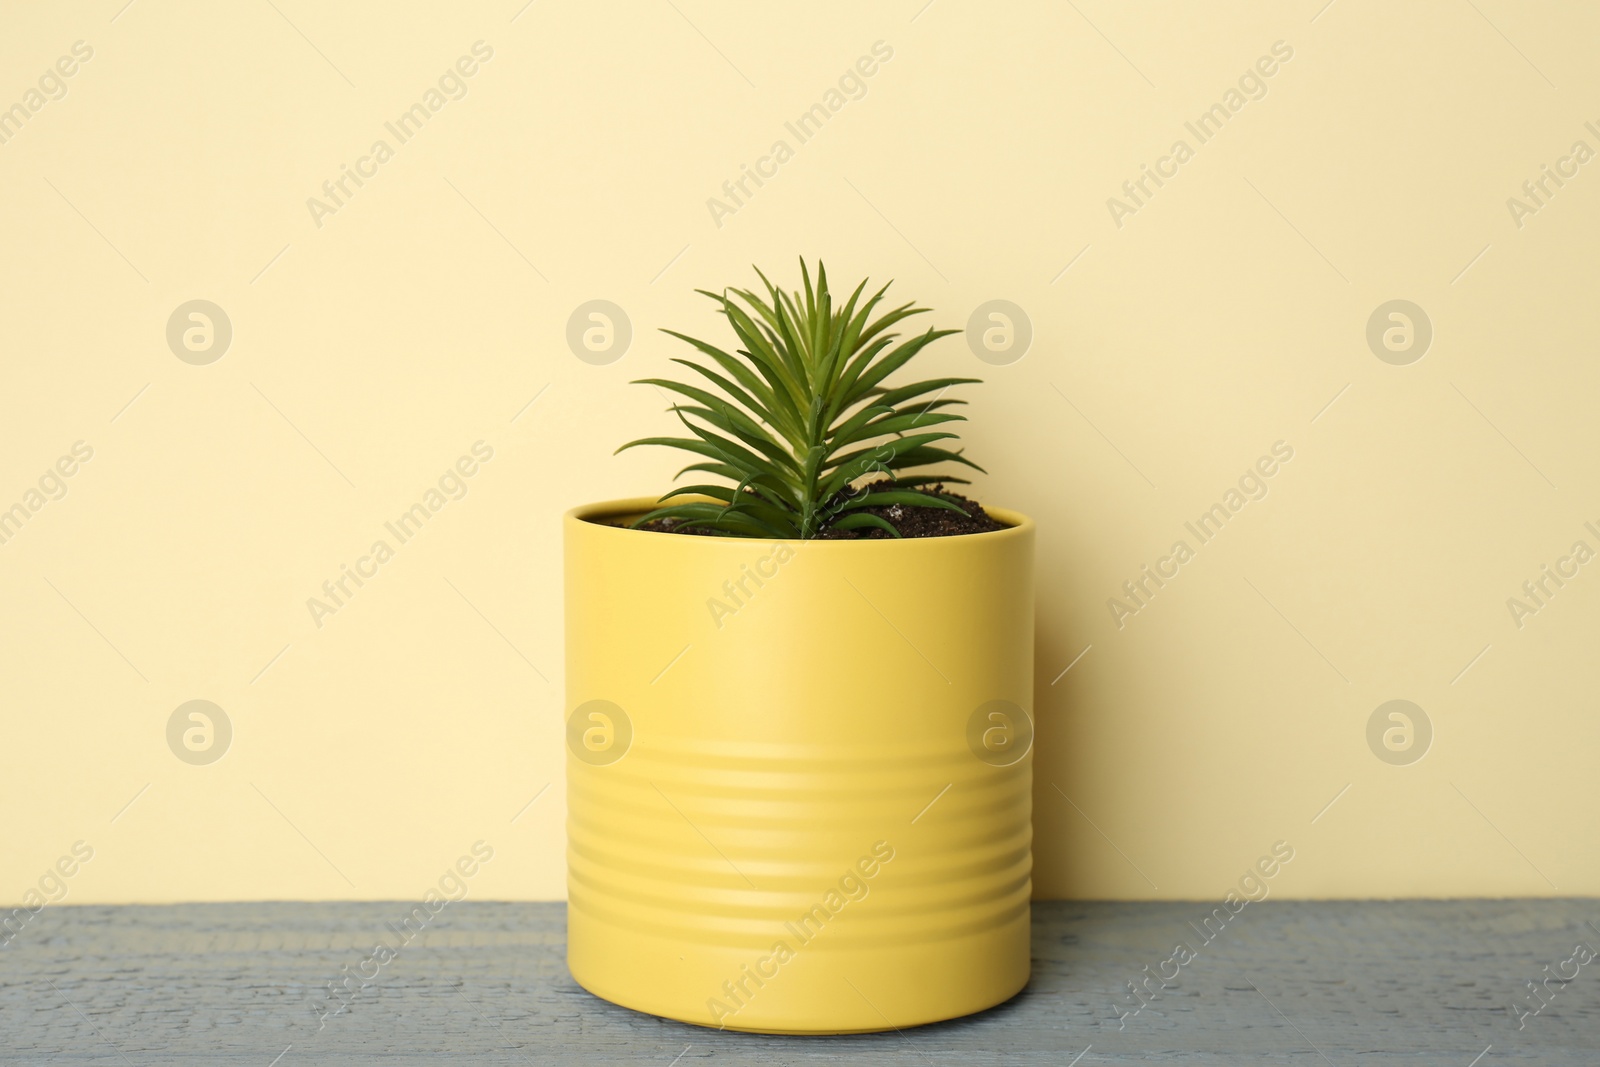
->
[2,0,1596,906]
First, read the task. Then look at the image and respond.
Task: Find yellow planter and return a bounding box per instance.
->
[564,499,1034,1034]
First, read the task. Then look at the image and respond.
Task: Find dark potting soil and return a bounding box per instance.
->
[625,485,1009,539]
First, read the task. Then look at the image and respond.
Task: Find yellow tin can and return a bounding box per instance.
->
[564,499,1034,1033]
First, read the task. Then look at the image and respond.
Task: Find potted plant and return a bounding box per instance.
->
[564,260,1034,1033]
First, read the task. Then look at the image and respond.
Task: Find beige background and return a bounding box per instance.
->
[2,0,1596,904]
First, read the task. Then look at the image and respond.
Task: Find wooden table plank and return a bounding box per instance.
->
[2,901,1596,1064]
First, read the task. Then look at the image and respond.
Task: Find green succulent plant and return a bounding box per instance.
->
[619,259,982,538]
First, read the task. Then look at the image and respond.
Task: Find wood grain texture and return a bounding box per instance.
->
[2,900,1597,1064]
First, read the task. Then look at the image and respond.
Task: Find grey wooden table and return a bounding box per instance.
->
[2,900,1596,1064]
